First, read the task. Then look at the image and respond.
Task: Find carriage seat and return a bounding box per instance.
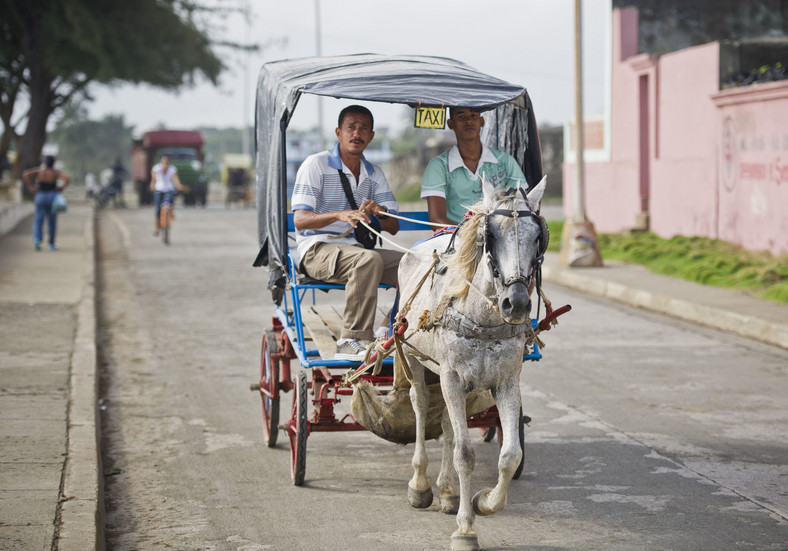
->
[294,267,395,290]
[285,211,432,291]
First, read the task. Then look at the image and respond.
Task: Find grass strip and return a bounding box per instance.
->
[546,221,788,304]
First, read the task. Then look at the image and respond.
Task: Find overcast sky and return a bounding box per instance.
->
[86,0,610,135]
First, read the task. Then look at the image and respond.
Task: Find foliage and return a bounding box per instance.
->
[613,0,788,55]
[49,103,134,180]
[546,220,564,254]
[395,184,422,204]
[547,221,788,304]
[197,126,254,181]
[0,0,241,172]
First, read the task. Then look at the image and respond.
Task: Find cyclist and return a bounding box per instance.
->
[150,155,184,236]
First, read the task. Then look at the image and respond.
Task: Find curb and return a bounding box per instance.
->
[57,206,104,551]
[541,263,788,350]
[0,202,34,238]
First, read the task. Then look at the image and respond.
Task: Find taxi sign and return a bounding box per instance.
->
[414,106,446,129]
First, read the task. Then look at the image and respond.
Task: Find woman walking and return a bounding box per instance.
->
[23,156,70,251]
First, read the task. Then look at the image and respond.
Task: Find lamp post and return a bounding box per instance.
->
[560,0,603,267]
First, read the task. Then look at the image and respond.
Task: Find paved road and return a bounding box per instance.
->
[93,205,787,551]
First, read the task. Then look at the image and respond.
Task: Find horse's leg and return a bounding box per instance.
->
[441,370,479,551]
[436,406,459,514]
[407,359,433,509]
[472,376,522,517]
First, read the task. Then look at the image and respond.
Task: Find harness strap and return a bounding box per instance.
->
[441,306,531,340]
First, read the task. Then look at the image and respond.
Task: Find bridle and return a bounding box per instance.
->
[477,187,549,292]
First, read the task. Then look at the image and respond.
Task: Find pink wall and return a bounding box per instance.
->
[563,7,788,256]
[564,7,644,233]
[650,42,720,240]
[714,82,788,254]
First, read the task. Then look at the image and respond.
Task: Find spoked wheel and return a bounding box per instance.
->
[496,406,526,480]
[289,368,309,486]
[259,330,280,447]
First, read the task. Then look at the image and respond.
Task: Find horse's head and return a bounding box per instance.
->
[446,175,547,325]
[483,176,547,324]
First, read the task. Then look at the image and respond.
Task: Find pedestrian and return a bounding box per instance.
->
[23,155,70,251]
[291,105,402,360]
[110,157,127,207]
[85,171,99,200]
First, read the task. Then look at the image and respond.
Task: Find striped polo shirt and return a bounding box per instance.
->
[291,144,398,264]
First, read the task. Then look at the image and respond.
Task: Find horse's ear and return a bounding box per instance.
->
[526,176,547,212]
[481,173,497,207]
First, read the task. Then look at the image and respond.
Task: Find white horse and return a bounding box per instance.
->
[397,176,547,551]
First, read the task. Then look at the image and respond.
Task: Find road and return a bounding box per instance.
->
[97,205,788,551]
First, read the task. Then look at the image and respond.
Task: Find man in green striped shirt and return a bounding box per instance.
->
[421,107,526,225]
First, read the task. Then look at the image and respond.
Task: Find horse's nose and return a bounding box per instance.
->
[500,282,531,324]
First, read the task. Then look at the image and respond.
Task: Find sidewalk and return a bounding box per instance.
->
[0,201,101,551]
[0,202,785,551]
[541,253,788,350]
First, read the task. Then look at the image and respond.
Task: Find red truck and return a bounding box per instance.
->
[131,129,208,206]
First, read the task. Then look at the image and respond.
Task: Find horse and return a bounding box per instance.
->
[396,175,547,551]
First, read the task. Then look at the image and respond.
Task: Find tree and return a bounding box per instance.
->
[49,103,134,180]
[0,0,235,176]
[612,0,788,55]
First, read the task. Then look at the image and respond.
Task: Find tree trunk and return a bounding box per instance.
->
[18,62,56,172]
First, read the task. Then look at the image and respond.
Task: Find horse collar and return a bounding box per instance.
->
[441,306,530,340]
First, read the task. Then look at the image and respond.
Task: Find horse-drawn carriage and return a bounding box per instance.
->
[251,54,569,551]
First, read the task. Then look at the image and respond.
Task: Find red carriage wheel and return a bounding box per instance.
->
[482,426,496,442]
[289,368,309,486]
[259,330,280,447]
[513,407,525,479]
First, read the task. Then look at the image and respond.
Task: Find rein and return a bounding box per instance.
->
[341,192,567,386]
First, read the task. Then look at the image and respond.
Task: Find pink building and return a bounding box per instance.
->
[563,7,788,257]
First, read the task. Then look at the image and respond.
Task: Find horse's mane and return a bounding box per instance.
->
[444,191,520,300]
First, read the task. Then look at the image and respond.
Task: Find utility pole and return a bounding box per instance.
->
[315,0,325,147]
[241,0,251,157]
[560,0,603,267]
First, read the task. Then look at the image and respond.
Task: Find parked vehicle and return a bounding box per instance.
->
[221,153,253,208]
[131,130,208,206]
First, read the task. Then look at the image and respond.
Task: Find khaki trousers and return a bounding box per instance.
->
[301,242,403,340]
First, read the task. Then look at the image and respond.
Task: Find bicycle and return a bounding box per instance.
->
[159,194,175,245]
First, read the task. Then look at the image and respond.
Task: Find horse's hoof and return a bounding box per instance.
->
[471,488,495,516]
[439,493,459,514]
[450,533,479,551]
[408,485,433,509]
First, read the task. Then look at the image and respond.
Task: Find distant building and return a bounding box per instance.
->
[563,5,788,256]
[285,131,324,197]
[538,126,563,198]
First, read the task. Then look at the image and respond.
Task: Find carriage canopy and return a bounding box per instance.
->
[253,53,543,291]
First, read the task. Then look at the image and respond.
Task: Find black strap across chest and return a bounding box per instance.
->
[336,170,359,210]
